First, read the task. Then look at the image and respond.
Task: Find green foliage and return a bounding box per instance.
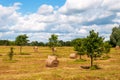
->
[103,41,111,54]
[15,34,29,54]
[85,30,104,54]
[58,40,72,46]
[110,25,120,47]
[0,40,10,46]
[29,41,45,46]
[85,30,104,67]
[72,38,86,59]
[48,34,59,48]
[48,34,59,54]
[15,34,29,46]
[8,47,14,60]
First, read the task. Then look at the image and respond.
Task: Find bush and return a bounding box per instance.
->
[8,47,14,60]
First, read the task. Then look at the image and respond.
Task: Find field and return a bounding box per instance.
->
[0,46,120,80]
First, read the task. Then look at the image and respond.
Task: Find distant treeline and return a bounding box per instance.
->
[0,40,72,46]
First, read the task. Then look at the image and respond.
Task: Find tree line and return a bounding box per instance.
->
[0,39,72,46]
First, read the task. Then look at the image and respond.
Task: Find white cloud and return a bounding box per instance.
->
[0,1,120,42]
[28,32,50,42]
[102,0,120,11]
[59,0,102,14]
[51,24,74,33]
[78,29,88,34]
[37,4,54,15]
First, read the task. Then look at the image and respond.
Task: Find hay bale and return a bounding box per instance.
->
[115,46,120,50]
[33,46,38,52]
[48,55,57,60]
[69,53,77,59]
[46,55,59,67]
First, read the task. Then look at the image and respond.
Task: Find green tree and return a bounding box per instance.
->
[103,41,111,57]
[110,25,120,47]
[85,30,104,67]
[72,38,86,59]
[15,34,29,54]
[48,34,59,55]
[0,40,10,46]
[59,40,65,46]
[8,47,14,60]
[30,41,39,46]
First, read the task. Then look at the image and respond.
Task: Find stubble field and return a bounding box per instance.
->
[0,46,120,80]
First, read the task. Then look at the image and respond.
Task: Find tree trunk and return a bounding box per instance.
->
[52,47,56,55]
[79,55,82,59]
[90,55,93,67]
[20,46,22,54]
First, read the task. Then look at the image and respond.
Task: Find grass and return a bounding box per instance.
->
[0,46,120,80]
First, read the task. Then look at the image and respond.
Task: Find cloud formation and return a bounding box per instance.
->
[0,0,120,42]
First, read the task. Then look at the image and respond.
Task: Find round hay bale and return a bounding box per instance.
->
[115,46,120,50]
[69,53,77,59]
[46,55,59,67]
[48,55,57,60]
[46,59,59,67]
[33,46,38,52]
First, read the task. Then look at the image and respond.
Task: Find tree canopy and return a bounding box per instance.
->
[110,25,120,47]
[48,34,59,48]
[15,34,29,54]
[72,38,86,59]
[48,34,59,54]
[85,30,104,67]
[15,34,29,46]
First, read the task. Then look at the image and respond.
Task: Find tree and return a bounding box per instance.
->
[110,25,120,47]
[103,41,111,57]
[8,47,14,60]
[72,38,86,59]
[15,34,29,54]
[48,34,59,55]
[0,40,10,46]
[30,41,39,46]
[65,41,72,46]
[39,42,45,46]
[59,40,65,46]
[85,30,104,67]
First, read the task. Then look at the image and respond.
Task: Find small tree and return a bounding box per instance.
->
[8,47,14,60]
[48,34,59,55]
[72,38,86,59]
[15,34,29,54]
[85,30,104,67]
[103,41,111,57]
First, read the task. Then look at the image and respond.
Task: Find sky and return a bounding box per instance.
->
[0,0,120,42]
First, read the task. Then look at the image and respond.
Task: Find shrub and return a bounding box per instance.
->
[8,47,14,60]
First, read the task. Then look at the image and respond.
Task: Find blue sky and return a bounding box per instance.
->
[0,0,66,13]
[0,0,120,42]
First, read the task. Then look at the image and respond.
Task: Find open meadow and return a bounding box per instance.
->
[0,46,120,80]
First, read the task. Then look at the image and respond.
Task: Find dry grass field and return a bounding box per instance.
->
[0,46,120,80]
